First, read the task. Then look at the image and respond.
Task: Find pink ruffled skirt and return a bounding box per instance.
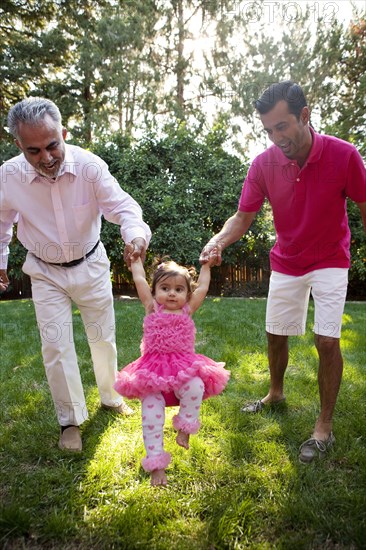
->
[114,351,230,405]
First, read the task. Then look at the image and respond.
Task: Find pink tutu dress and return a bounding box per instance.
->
[114,302,230,406]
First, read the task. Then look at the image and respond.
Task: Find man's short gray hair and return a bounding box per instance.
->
[8,97,63,139]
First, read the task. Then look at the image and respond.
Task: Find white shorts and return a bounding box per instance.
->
[266,268,348,338]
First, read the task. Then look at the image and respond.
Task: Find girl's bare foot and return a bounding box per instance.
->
[151,469,167,486]
[176,430,190,449]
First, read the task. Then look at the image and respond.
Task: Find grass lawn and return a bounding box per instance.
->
[0,297,365,549]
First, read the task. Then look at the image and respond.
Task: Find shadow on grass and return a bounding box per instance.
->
[1,299,365,548]
[202,323,366,548]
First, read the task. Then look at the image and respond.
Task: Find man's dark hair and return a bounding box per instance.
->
[255,81,307,119]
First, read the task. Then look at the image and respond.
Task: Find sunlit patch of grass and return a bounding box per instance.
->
[0,298,365,548]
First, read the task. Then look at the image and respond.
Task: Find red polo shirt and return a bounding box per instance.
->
[239,129,366,276]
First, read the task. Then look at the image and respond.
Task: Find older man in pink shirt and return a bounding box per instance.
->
[200,81,366,464]
[0,97,151,452]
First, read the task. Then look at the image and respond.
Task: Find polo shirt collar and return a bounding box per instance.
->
[25,144,76,184]
[274,126,323,166]
[306,127,323,163]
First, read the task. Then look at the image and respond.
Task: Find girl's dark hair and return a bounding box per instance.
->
[151,260,197,298]
[254,81,307,119]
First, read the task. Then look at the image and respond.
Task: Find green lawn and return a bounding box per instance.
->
[0,297,365,549]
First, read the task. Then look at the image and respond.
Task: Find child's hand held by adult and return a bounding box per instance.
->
[124,238,147,267]
[0,269,9,292]
[199,241,222,266]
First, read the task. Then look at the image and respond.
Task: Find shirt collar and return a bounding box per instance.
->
[272,126,323,167]
[306,127,323,163]
[26,144,77,184]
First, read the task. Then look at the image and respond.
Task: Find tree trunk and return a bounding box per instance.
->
[176,0,185,118]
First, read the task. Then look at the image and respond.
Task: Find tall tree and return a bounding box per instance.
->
[39,0,109,143]
[0,0,65,139]
[93,0,161,137]
[151,0,234,125]
[201,2,349,150]
[323,15,366,155]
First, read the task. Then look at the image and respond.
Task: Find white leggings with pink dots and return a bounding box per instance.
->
[141,376,204,472]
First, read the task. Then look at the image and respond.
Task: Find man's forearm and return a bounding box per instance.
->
[209,211,256,250]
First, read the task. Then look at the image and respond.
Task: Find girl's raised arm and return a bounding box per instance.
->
[130,258,154,314]
[189,260,214,314]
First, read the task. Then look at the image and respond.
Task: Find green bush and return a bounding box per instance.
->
[94,123,273,284]
[3,125,365,298]
[347,200,366,299]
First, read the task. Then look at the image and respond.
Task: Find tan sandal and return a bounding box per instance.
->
[241,397,286,413]
[299,433,335,463]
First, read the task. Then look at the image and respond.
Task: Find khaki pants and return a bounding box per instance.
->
[22,243,122,426]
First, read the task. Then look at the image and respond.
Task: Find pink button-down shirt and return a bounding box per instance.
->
[0,144,151,267]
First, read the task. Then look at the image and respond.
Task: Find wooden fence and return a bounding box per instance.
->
[1,274,32,300]
[112,261,270,298]
[1,261,270,301]
[210,262,269,296]
[4,261,365,301]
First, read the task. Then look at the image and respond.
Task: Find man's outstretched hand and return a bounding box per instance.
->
[0,269,9,293]
[199,241,223,266]
[124,238,147,268]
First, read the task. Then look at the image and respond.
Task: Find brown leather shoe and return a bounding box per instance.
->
[58,426,82,452]
[101,400,134,416]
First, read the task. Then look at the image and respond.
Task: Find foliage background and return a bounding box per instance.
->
[1,0,365,297]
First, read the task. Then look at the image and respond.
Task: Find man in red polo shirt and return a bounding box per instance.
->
[200,81,366,463]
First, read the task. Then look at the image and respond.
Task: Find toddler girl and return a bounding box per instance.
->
[114,250,230,486]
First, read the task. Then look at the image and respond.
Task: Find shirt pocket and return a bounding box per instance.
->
[72,201,100,232]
